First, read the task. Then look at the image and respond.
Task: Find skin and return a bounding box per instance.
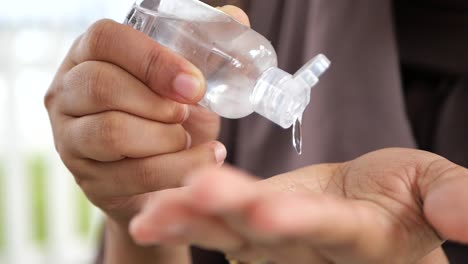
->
[45,5,250,264]
[130,148,468,264]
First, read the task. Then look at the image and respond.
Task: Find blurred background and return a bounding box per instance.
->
[0,0,134,263]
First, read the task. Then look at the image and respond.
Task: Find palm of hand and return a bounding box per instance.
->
[215,149,443,264]
[131,149,468,264]
[266,149,443,264]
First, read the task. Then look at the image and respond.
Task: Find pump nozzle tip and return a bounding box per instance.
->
[293,54,331,87]
[310,54,331,78]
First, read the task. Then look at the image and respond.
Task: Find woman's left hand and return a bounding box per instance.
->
[129,148,468,264]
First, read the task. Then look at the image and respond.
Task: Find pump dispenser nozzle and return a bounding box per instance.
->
[251,54,331,129]
[294,54,331,101]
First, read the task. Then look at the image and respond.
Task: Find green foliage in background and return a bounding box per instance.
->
[0,154,99,253]
[28,155,48,246]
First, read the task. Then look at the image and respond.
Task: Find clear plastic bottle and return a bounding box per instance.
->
[125,0,330,130]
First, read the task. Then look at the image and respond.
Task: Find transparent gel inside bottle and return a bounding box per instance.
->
[125,0,330,153]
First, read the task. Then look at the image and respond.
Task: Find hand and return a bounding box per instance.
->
[45,18,226,224]
[130,148,468,264]
[44,4,251,225]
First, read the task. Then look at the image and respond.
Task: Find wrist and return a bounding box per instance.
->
[104,217,190,264]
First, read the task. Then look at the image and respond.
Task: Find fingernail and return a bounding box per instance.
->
[173,73,202,101]
[185,132,192,149]
[214,142,227,164]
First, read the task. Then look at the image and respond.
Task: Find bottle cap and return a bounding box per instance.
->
[251,54,330,128]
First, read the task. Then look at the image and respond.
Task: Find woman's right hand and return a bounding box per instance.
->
[44,18,228,225]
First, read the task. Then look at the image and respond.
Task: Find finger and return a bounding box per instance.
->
[132,181,332,264]
[69,19,205,104]
[218,5,251,27]
[130,190,244,251]
[184,167,282,243]
[181,105,220,146]
[71,141,227,199]
[129,189,191,245]
[246,194,376,248]
[419,157,468,243]
[64,111,189,162]
[184,166,260,213]
[61,61,189,123]
[183,164,340,237]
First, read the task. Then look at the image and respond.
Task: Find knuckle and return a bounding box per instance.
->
[141,45,164,86]
[63,64,84,91]
[98,113,126,152]
[54,126,79,163]
[70,34,83,51]
[61,159,94,192]
[83,19,117,58]
[44,88,57,111]
[74,176,92,194]
[45,75,67,112]
[54,139,69,161]
[76,178,103,208]
[187,144,217,167]
[86,65,115,107]
[167,103,187,123]
[66,62,117,108]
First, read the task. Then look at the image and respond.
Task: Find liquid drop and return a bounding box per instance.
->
[292,117,303,155]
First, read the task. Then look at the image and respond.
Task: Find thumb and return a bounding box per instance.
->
[420,158,468,243]
[217,5,251,27]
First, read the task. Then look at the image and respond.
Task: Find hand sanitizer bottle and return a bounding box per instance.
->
[124,0,330,153]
